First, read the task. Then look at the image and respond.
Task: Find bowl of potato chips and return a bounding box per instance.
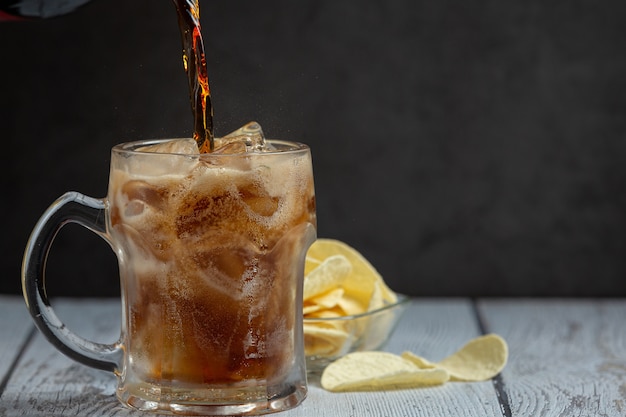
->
[303,239,409,374]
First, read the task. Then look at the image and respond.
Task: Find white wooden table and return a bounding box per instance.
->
[1,295,625,417]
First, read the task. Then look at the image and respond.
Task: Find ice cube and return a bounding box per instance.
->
[213,121,267,154]
[128,139,200,176]
[137,138,200,155]
[122,180,168,213]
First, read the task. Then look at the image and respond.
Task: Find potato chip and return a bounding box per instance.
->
[335,295,366,316]
[304,324,351,357]
[309,288,345,310]
[436,334,508,381]
[320,351,449,392]
[304,255,323,276]
[400,351,437,369]
[303,254,352,301]
[402,334,508,381]
[305,309,344,320]
[305,239,397,312]
[302,304,322,315]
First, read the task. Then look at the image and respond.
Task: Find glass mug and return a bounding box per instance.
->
[22,137,317,415]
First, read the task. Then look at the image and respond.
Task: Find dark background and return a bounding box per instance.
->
[1,0,626,298]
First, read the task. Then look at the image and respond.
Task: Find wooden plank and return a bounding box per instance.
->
[1,298,503,417]
[478,299,626,417]
[0,298,126,417]
[0,296,35,387]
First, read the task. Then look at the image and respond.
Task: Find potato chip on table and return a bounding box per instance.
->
[321,334,509,392]
[402,334,509,382]
[320,351,449,392]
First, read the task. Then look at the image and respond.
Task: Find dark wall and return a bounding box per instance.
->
[2,0,626,297]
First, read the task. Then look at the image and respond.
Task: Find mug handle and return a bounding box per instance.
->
[21,191,123,372]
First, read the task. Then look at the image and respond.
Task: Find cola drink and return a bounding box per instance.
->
[108,135,316,408]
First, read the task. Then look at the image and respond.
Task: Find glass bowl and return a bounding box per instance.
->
[303,294,410,375]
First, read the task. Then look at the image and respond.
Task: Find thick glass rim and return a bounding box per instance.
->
[112,138,310,157]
